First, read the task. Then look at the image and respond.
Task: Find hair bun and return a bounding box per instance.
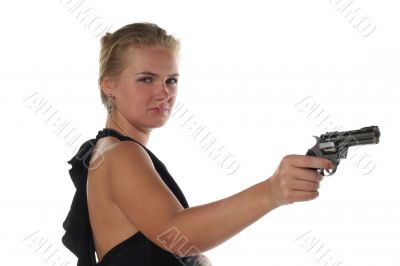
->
[100,32,112,45]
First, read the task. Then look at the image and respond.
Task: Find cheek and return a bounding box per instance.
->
[169,94,176,103]
[121,84,148,102]
[170,86,178,96]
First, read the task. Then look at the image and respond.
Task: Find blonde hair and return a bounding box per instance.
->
[98,22,181,108]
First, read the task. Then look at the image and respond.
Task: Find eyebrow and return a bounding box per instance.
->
[136,71,179,77]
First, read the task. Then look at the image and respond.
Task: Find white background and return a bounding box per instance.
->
[1,0,399,265]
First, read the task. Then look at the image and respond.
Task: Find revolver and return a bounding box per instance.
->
[306,126,380,176]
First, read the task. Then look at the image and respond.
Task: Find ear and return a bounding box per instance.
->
[101,77,115,96]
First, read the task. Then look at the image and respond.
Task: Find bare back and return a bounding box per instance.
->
[87,136,139,262]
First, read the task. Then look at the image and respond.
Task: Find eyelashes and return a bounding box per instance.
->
[138,77,178,85]
[167,78,178,84]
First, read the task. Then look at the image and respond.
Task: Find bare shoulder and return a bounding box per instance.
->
[87,138,145,260]
[106,140,153,171]
[101,139,184,244]
[89,138,154,188]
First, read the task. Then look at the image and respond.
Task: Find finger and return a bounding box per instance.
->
[289,167,323,182]
[290,178,320,192]
[290,190,319,202]
[286,154,333,170]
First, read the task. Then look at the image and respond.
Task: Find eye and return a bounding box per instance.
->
[139,77,153,83]
[166,78,178,85]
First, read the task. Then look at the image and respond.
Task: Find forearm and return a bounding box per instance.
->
[160,180,278,256]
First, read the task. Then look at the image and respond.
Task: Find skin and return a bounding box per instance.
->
[101,45,179,146]
[87,45,333,264]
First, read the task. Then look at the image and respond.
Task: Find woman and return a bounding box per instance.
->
[61,22,333,266]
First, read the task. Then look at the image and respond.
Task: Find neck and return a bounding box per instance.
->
[105,111,151,147]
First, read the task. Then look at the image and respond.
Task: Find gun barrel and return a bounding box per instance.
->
[321,126,380,146]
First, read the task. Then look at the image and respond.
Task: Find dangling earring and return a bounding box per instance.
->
[107,94,113,115]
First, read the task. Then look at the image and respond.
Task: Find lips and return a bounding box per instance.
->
[150,105,169,111]
[150,107,169,112]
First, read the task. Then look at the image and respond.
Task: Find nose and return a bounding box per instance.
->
[156,80,173,98]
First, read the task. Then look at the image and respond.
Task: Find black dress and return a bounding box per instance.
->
[61,128,210,266]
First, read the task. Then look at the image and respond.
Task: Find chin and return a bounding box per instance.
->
[152,118,169,128]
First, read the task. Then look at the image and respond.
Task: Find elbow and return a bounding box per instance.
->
[155,226,204,257]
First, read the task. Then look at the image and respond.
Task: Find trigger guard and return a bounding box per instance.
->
[318,167,337,176]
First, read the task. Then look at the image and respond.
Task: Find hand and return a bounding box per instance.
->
[265,154,333,208]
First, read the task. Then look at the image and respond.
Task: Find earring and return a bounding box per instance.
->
[107,94,113,115]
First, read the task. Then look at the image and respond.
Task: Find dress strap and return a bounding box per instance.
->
[95,128,147,150]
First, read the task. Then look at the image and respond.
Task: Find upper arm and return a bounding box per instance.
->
[105,141,184,246]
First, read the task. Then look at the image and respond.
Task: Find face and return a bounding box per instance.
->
[104,45,179,130]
